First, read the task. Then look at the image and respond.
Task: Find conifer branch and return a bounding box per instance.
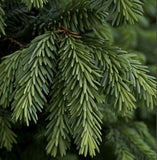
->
[45,74,71,157]
[126,58,156,109]
[12,31,57,125]
[35,0,108,34]
[83,34,156,115]
[0,51,21,108]
[102,0,144,25]
[83,41,137,115]
[58,36,104,157]
[97,47,137,115]
[0,0,156,159]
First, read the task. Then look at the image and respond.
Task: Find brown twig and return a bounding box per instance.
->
[3,35,26,50]
[58,26,81,42]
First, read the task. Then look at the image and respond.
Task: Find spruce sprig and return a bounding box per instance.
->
[45,74,71,157]
[12,31,57,125]
[58,36,103,157]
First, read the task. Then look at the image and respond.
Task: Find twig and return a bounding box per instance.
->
[58,26,81,42]
[3,35,26,50]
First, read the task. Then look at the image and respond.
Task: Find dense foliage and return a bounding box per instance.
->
[0,0,156,159]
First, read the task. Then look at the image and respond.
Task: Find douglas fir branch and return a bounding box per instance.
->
[0,0,156,160]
